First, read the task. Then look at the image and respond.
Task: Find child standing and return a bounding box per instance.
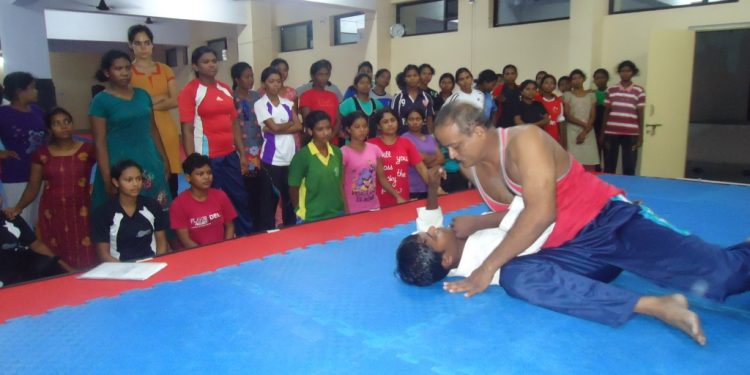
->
[367,109,429,208]
[341,112,401,213]
[602,61,645,176]
[536,74,565,146]
[433,73,455,114]
[170,153,237,248]
[370,69,392,108]
[288,111,344,223]
[497,64,520,128]
[514,80,549,129]
[401,108,444,199]
[592,68,610,167]
[475,69,499,124]
[563,69,599,171]
[444,68,484,110]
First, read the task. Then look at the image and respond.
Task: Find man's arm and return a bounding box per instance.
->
[444,127,557,297]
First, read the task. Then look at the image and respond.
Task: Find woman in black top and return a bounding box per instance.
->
[91,160,168,262]
[498,64,521,128]
[514,80,549,128]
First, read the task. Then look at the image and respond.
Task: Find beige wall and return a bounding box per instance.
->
[601,0,750,85]
[48,52,100,131]
[273,2,372,90]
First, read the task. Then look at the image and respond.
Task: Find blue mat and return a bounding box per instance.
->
[1,176,749,374]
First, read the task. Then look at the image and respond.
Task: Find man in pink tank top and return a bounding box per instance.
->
[426,102,750,345]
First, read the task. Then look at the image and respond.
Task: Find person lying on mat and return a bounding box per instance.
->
[396,166,553,286]
[398,101,750,346]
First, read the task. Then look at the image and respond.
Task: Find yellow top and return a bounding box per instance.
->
[131,62,182,173]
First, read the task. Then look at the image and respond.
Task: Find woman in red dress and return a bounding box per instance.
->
[3,108,97,270]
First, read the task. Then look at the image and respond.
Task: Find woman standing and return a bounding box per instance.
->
[178,46,252,236]
[339,73,383,138]
[89,50,171,213]
[370,69,392,108]
[563,69,599,171]
[497,64,521,128]
[391,65,434,134]
[258,58,297,103]
[254,67,302,229]
[231,62,263,231]
[4,108,97,269]
[299,60,342,144]
[0,72,46,226]
[444,68,484,110]
[127,24,182,198]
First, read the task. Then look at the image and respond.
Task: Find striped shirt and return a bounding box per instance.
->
[604,82,646,136]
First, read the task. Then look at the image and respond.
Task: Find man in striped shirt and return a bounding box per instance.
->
[602,60,645,176]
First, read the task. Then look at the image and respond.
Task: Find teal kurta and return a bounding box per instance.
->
[89,88,171,211]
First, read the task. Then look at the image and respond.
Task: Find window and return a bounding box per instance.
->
[207,38,228,61]
[396,0,458,37]
[334,12,365,45]
[165,46,188,68]
[610,0,737,14]
[280,21,313,52]
[494,0,570,27]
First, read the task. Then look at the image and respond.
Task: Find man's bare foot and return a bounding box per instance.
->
[635,294,706,346]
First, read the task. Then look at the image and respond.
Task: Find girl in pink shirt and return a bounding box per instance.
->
[341,112,400,213]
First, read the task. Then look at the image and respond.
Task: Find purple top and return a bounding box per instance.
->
[401,132,438,194]
[0,104,46,183]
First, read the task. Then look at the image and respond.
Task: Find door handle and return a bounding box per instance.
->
[645,123,662,135]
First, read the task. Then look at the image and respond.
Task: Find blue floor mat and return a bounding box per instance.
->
[1,176,748,374]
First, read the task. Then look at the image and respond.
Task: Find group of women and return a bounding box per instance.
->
[0,22,643,285]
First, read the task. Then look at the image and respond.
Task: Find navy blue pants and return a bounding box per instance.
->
[499,200,750,327]
[210,152,253,236]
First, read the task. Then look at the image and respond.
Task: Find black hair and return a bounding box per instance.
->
[439,72,455,85]
[261,67,281,84]
[342,111,368,131]
[406,107,425,121]
[353,73,372,86]
[558,75,571,84]
[403,64,419,76]
[454,67,473,81]
[395,72,406,91]
[358,61,373,72]
[45,107,73,129]
[569,69,586,80]
[519,79,537,92]
[502,64,517,75]
[230,62,252,91]
[95,50,131,82]
[396,234,449,286]
[475,69,497,84]
[370,107,398,130]
[111,159,143,181]
[535,70,548,79]
[182,153,211,175]
[310,59,332,78]
[541,74,557,86]
[2,72,35,101]
[617,60,639,75]
[418,63,435,75]
[191,46,218,78]
[375,68,390,79]
[270,58,289,71]
[127,24,153,43]
[303,110,331,130]
[593,68,610,79]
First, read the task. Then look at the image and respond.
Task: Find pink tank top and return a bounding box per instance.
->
[484,128,622,248]
[471,167,510,212]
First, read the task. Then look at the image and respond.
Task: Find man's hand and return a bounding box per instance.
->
[443,265,495,297]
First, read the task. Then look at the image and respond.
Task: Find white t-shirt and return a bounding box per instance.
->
[445,89,484,110]
[415,196,555,285]
[254,95,296,166]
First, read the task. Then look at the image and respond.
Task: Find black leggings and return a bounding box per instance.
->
[603,135,638,176]
[258,163,296,230]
